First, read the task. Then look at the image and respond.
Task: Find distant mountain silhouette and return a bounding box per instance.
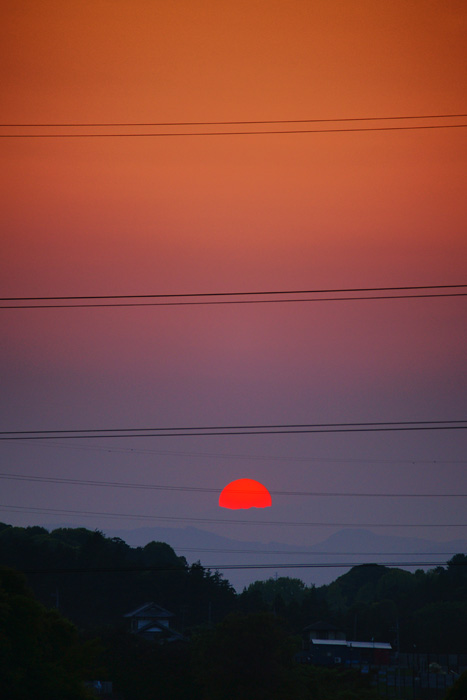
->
[97,525,466,591]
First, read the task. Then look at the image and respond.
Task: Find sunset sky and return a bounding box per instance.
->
[1,1,466,577]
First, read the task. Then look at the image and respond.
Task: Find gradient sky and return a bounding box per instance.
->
[1,1,466,567]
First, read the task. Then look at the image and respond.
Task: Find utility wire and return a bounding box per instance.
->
[0,529,456,557]
[0,472,464,498]
[2,113,466,127]
[2,292,466,309]
[1,427,465,440]
[15,561,461,575]
[2,285,465,309]
[2,428,465,440]
[2,283,465,302]
[1,420,465,441]
[1,504,465,528]
[2,419,464,435]
[6,438,465,465]
[1,124,466,138]
[161,547,463,557]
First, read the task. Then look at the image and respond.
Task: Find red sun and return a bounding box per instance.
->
[219,478,272,510]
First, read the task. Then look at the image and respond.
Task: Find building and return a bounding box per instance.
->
[124,602,185,642]
[299,620,391,667]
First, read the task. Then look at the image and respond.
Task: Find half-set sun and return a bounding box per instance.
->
[219,478,272,510]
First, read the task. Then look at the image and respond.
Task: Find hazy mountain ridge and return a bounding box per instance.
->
[102,525,467,590]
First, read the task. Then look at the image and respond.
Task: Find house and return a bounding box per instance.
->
[307,638,392,667]
[124,602,185,642]
[299,621,391,667]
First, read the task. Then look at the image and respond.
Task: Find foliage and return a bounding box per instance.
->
[100,630,195,700]
[443,670,467,700]
[0,567,98,700]
[297,665,385,700]
[241,576,307,606]
[192,612,301,700]
[0,524,236,632]
[403,601,467,653]
[239,577,330,632]
[319,557,467,652]
[324,565,389,611]
[1,520,466,700]
[192,613,386,700]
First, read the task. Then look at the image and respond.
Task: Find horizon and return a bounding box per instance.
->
[1,1,466,562]
[2,520,465,592]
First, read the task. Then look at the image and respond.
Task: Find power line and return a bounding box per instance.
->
[2,292,466,309]
[15,561,460,575]
[1,124,466,138]
[1,427,465,440]
[1,528,457,557]
[164,547,463,557]
[2,428,465,440]
[1,420,465,440]
[2,293,466,309]
[2,527,459,558]
[1,504,465,528]
[2,283,465,302]
[1,283,466,310]
[2,113,466,127]
[2,419,464,435]
[0,472,464,498]
[6,437,465,465]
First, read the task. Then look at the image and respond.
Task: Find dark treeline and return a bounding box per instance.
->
[0,523,236,630]
[1,523,466,699]
[239,559,467,654]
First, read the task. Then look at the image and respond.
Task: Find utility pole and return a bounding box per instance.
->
[395,618,400,698]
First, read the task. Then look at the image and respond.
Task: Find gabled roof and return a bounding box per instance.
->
[124,602,174,619]
[136,619,185,641]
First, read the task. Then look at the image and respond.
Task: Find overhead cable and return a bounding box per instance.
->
[2,292,466,309]
[1,124,466,138]
[2,427,465,440]
[7,438,465,465]
[162,547,463,557]
[2,283,465,302]
[0,472,464,498]
[1,504,465,528]
[1,283,467,311]
[2,113,466,127]
[15,561,461,575]
[1,420,465,440]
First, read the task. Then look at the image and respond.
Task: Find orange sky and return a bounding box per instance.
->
[1,1,466,554]
[2,0,466,296]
